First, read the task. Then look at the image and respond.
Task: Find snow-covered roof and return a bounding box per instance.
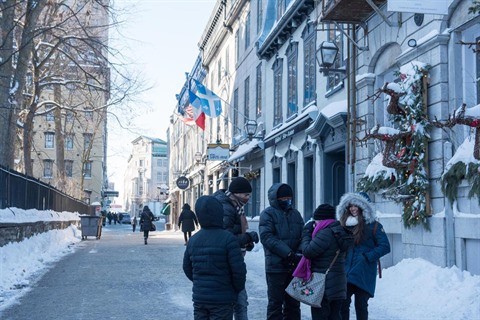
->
[228,138,261,163]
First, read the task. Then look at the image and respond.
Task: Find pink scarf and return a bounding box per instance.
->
[292,219,336,280]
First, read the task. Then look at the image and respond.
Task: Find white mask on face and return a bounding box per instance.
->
[345,216,359,226]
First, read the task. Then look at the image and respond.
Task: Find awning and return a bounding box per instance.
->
[228,138,261,163]
[161,204,170,215]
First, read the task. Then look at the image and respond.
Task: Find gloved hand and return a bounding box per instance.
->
[286,251,302,268]
[247,231,259,244]
[245,243,254,251]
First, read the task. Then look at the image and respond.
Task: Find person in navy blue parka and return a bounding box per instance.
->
[183,195,247,320]
[336,192,391,320]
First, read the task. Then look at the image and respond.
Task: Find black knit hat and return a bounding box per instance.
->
[228,177,252,193]
[314,204,336,220]
[277,184,293,199]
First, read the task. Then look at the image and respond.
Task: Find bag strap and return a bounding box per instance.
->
[325,250,340,275]
[372,222,382,279]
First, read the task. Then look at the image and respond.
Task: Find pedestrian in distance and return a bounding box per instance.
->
[132,214,137,232]
[178,203,199,245]
[213,176,259,320]
[259,183,304,320]
[299,204,354,320]
[337,192,391,320]
[183,195,247,320]
[140,205,155,245]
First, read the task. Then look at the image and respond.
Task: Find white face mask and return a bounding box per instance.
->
[345,216,359,226]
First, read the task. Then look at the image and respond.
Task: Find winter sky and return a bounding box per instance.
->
[106,0,216,202]
[1,208,479,319]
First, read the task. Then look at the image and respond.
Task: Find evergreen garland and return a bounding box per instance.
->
[441,162,466,204]
[467,163,480,203]
[357,62,431,229]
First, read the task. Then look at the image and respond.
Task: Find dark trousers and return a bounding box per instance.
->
[341,283,370,320]
[266,272,301,320]
[311,299,343,320]
[183,231,192,242]
[193,302,234,320]
[143,230,149,239]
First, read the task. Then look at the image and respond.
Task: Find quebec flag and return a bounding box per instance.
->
[193,79,222,118]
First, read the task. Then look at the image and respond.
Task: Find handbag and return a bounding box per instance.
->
[150,222,156,231]
[285,250,340,308]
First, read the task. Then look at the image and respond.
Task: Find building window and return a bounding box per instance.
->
[286,42,298,117]
[217,58,222,85]
[476,35,480,104]
[66,110,74,123]
[225,46,230,74]
[302,23,316,105]
[45,108,55,121]
[244,76,250,122]
[273,58,283,126]
[84,109,94,121]
[83,133,92,150]
[157,172,162,181]
[45,132,55,148]
[157,159,162,166]
[245,11,251,50]
[83,161,92,178]
[65,160,73,177]
[327,23,344,91]
[277,0,286,20]
[256,63,262,117]
[257,0,263,34]
[43,160,53,178]
[139,159,144,167]
[65,133,74,150]
[235,29,240,63]
[233,88,239,135]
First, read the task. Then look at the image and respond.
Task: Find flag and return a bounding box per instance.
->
[193,79,222,118]
[188,90,206,130]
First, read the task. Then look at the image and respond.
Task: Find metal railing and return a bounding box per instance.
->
[0,165,89,214]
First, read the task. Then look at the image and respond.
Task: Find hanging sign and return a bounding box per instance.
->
[207,143,230,161]
[387,0,450,15]
[176,176,190,190]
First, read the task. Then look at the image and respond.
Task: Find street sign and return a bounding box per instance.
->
[102,190,119,197]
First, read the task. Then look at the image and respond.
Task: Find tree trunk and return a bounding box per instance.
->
[54,85,66,191]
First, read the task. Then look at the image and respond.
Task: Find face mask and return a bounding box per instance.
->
[278,199,292,211]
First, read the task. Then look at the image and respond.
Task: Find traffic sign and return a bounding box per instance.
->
[102,190,119,197]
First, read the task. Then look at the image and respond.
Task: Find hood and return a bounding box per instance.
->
[182,203,191,210]
[267,183,293,210]
[336,192,376,224]
[195,195,224,228]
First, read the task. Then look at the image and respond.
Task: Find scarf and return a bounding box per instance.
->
[292,219,336,280]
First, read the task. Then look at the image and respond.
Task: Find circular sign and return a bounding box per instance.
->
[176,176,190,190]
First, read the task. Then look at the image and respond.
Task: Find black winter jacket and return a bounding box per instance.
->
[213,190,251,247]
[140,209,154,230]
[301,220,354,301]
[178,206,198,233]
[183,196,246,305]
[259,183,304,273]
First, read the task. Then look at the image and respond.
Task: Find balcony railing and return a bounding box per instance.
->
[320,0,387,23]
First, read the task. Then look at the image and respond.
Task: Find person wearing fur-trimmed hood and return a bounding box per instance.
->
[336,192,390,320]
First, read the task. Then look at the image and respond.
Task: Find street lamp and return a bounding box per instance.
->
[316,41,346,76]
[244,119,258,141]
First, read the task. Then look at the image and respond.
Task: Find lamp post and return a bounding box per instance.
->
[315,41,346,76]
[244,119,258,141]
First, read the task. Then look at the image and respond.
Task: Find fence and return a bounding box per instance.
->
[0,165,89,214]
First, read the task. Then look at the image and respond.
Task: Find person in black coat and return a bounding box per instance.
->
[301,204,354,320]
[140,205,155,245]
[259,183,304,320]
[183,195,247,320]
[213,176,259,320]
[178,203,199,245]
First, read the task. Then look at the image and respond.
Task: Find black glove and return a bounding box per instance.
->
[245,243,254,251]
[286,251,302,267]
[247,231,259,244]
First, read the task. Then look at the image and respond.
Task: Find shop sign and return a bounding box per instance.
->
[176,176,190,190]
[387,0,450,15]
[207,143,230,161]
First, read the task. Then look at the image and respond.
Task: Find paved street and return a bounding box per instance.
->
[0,222,280,320]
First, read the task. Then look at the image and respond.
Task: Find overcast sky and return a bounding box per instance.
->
[106,0,216,202]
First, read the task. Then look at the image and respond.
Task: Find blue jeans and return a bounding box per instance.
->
[234,289,248,320]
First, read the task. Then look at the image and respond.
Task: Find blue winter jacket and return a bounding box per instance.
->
[183,196,246,304]
[336,193,391,297]
[259,183,304,273]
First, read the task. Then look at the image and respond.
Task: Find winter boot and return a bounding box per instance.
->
[144,238,147,245]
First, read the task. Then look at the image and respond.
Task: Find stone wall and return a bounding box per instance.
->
[0,220,79,247]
